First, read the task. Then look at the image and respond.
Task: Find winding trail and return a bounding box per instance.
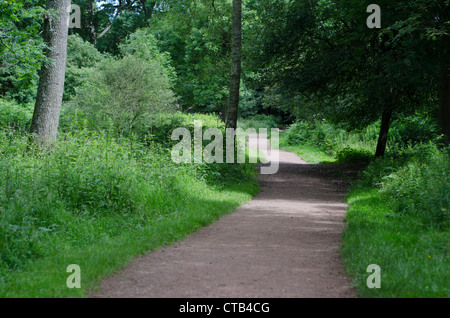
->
[91,134,356,298]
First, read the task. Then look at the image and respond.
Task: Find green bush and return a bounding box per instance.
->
[382,147,449,228]
[145,112,255,184]
[63,35,105,101]
[72,54,177,134]
[352,143,449,229]
[389,115,442,148]
[0,98,33,131]
[336,147,373,163]
[280,121,312,145]
[145,112,224,146]
[70,31,178,135]
[237,114,282,131]
[281,120,377,160]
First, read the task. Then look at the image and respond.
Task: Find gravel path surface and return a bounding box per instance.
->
[91,134,356,298]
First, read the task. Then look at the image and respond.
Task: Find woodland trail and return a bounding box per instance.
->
[91,134,356,298]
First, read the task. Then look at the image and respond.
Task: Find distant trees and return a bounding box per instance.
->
[0,0,47,103]
[71,0,159,51]
[246,0,449,156]
[145,0,234,115]
[1,0,447,148]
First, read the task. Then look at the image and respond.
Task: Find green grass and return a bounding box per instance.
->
[237,114,281,131]
[0,179,258,298]
[278,144,335,164]
[2,110,447,298]
[278,123,373,164]
[0,113,260,297]
[342,187,449,298]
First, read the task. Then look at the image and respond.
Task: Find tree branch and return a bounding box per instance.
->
[97,0,139,39]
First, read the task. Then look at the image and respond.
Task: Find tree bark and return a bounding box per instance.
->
[87,1,97,45]
[438,40,450,144]
[225,0,242,130]
[30,0,70,146]
[375,109,393,158]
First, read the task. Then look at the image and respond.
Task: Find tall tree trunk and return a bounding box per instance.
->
[88,1,97,45]
[144,1,157,22]
[375,109,393,158]
[30,0,70,146]
[225,0,242,130]
[439,39,450,144]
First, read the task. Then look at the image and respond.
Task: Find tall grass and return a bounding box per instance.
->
[0,111,259,297]
[342,144,449,297]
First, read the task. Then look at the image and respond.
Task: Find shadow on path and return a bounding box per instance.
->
[91,134,358,298]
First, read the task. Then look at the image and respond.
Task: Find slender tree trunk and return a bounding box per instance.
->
[225,0,242,130]
[375,109,393,158]
[145,1,157,22]
[88,1,97,45]
[438,40,450,144]
[30,0,70,146]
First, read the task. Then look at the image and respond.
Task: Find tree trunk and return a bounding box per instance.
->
[88,1,97,45]
[30,0,70,146]
[225,0,242,130]
[438,40,450,144]
[375,109,393,158]
[144,1,157,22]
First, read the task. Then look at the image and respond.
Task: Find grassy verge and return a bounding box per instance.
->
[342,186,449,297]
[278,144,335,164]
[0,113,260,297]
[0,179,257,298]
[341,147,449,297]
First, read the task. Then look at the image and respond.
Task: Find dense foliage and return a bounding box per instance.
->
[0,110,257,284]
[0,0,448,298]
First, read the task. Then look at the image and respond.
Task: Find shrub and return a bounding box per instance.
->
[389,115,442,148]
[73,54,177,135]
[63,35,105,101]
[281,120,377,159]
[382,146,449,228]
[145,112,225,147]
[352,142,449,229]
[0,122,257,274]
[145,112,255,185]
[0,98,33,131]
[281,121,312,145]
[336,147,373,163]
[237,114,282,131]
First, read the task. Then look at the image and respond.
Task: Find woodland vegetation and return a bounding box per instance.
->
[0,0,448,297]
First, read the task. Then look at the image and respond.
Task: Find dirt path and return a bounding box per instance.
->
[91,134,356,298]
